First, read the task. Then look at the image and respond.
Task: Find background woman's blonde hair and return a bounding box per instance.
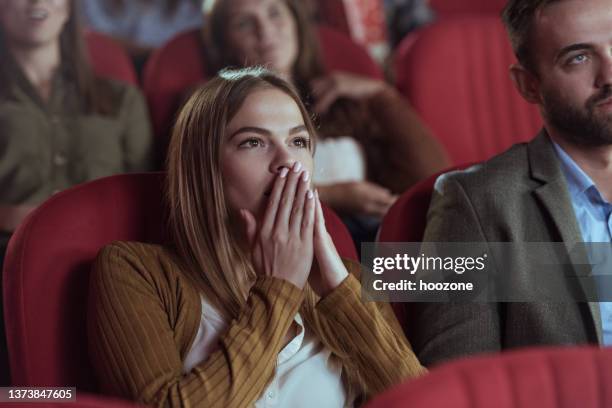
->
[166,67,372,398]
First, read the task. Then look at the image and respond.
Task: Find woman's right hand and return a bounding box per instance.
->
[241,162,316,289]
[317,181,398,218]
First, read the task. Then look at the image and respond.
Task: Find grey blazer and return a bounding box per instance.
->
[409,131,602,367]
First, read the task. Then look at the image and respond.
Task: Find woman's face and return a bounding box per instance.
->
[224,0,299,79]
[221,87,313,219]
[0,0,69,48]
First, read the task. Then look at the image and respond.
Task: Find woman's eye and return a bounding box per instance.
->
[234,17,254,31]
[292,137,310,148]
[239,138,262,148]
[269,6,281,18]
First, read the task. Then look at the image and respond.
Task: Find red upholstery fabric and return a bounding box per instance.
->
[142,26,382,141]
[3,173,166,390]
[315,0,351,35]
[377,164,470,326]
[430,0,507,15]
[3,172,356,389]
[394,16,542,165]
[318,25,382,80]
[84,31,138,85]
[366,346,612,408]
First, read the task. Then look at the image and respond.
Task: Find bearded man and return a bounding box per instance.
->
[406,0,612,367]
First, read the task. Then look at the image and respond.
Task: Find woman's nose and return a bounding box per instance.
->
[272,160,296,175]
[269,147,296,174]
[255,19,274,44]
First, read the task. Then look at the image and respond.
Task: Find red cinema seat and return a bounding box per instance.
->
[378,164,470,243]
[3,173,166,391]
[84,31,138,86]
[430,0,507,16]
[378,164,470,327]
[314,0,351,35]
[143,26,382,143]
[394,16,542,165]
[3,172,356,389]
[366,346,612,408]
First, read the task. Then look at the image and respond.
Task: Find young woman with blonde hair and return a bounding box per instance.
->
[88,67,425,407]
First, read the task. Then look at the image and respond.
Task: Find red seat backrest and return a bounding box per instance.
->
[394,16,541,165]
[84,31,138,86]
[318,24,382,79]
[378,164,471,243]
[430,0,507,15]
[314,0,351,35]
[377,164,471,327]
[142,26,382,142]
[3,172,356,389]
[366,346,612,408]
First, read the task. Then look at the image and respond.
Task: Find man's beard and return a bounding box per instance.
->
[542,85,612,147]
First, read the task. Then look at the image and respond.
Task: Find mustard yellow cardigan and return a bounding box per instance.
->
[87,241,425,407]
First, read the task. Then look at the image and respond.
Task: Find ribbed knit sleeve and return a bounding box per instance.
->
[317,261,426,397]
[88,242,304,408]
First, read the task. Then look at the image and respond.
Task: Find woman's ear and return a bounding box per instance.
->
[510,63,542,105]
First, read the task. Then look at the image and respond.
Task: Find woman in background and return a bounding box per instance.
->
[0,0,152,243]
[88,68,425,407]
[0,0,152,386]
[201,0,449,244]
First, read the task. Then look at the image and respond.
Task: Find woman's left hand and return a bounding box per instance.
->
[309,190,349,297]
[310,72,389,114]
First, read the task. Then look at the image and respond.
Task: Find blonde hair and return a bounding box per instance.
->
[166,67,370,398]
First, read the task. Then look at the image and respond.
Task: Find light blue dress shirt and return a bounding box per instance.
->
[553,142,612,345]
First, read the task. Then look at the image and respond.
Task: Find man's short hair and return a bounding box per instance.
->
[501,0,561,72]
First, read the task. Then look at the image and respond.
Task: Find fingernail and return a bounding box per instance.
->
[307,190,314,199]
[302,170,310,182]
[280,167,289,178]
[292,161,302,172]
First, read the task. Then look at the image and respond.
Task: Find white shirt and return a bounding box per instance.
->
[183,297,352,408]
[313,137,366,185]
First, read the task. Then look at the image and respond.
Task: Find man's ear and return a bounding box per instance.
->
[510,63,542,104]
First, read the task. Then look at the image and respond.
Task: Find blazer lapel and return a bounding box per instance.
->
[528,131,603,344]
